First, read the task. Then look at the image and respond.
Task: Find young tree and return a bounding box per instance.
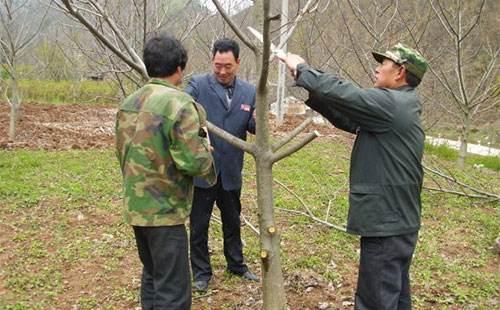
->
[209,0,322,308]
[0,0,49,140]
[54,0,210,93]
[428,0,498,167]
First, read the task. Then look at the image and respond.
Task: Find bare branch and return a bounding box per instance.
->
[469,48,499,103]
[345,0,379,41]
[460,0,485,42]
[271,131,320,163]
[423,164,500,199]
[336,0,373,81]
[275,0,321,51]
[242,209,260,236]
[206,121,255,155]
[430,0,458,38]
[58,0,148,79]
[211,0,257,54]
[424,187,498,200]
[272,117,313,151]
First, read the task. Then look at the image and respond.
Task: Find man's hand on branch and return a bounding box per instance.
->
[276,53,306,79]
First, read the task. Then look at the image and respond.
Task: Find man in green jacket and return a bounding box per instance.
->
[115,34,215,309]
[278,43,428,309]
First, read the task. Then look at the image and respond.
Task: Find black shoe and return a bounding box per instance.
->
[231,270,259,282]
[193,280,209,292]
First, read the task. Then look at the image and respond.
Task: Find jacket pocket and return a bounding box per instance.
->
[349,184,400,229]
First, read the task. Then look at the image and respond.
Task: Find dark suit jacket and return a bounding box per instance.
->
[185,74,256,190]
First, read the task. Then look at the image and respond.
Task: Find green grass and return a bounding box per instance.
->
[15,79,123,105]
[0,141,498,308]
[425,142,500,171]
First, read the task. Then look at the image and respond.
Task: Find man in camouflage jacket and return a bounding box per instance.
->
[278,44,428,309]
[115,34,215,309]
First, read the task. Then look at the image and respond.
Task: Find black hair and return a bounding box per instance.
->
[405,71,421,87]
[212,38,240,60]
[391,62,422,87]
[143,34,188,78]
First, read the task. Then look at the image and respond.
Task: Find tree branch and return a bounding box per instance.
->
[275,0,321,51]
[58,0,149,80]
[423,164,500,199]
[274,179,346,232]
[206,121,255,155]
[276,206,347,232]
[424,186,498,200]
[271,131,320,163]
[272,117,313,151]
[211,0,257,54]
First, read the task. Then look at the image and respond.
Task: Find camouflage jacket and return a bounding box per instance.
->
[115,78,216,226]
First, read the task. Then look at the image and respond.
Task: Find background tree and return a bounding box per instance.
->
[53,0,211,95]
[0,0,49,140]
[427,0,499,167]
[283,0,498,166]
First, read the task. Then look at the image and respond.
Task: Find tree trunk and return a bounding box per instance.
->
[8,78,21,141]
[256,157,287,309]
[9,104,19,141]
[457,114,470,169]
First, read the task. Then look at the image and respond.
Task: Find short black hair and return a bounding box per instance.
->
[405,71,421,87]
[143,34,187,78]
[212,38,239,60]
[391,62,422,87]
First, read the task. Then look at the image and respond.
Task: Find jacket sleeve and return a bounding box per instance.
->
[296,64,394,133]
[167,100,215,178]
[305,94,358,134]
[184,76,199,101]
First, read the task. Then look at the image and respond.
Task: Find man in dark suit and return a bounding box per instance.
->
[185,38,259,292]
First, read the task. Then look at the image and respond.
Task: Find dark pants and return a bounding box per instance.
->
[133,225,191,310]
[355,232,418,310]
[189,182,248,282]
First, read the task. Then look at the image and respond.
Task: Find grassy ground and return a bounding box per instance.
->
[0,139,498,309]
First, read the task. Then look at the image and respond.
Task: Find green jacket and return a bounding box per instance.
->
[115,79,215,227]
[296,64,424,237]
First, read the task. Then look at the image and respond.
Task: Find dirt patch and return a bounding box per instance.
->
[0,103,348,150]
[0,103,116,150]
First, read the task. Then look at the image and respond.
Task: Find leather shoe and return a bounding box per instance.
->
[193,280,208,292]
[233,270,259,282]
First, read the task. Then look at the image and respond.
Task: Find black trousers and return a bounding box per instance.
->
[355,232,418,310]
[189,181,248,282]
[133,225,191,310]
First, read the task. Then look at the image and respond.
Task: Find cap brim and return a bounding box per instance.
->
[372,51,389,64]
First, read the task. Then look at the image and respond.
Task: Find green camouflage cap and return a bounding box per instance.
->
[372,43,428,80]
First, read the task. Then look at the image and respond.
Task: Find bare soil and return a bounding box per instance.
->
[0,103,348,150]
[1,103,115,150]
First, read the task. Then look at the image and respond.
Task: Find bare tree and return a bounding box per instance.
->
[53,0,211,91]
[0,0,49,140]
[428,0,499,167]
[209,0,321,308]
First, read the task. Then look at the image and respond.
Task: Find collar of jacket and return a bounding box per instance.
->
[393,85,415,92]
[148,78,179,90]
[209,74,238,89]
